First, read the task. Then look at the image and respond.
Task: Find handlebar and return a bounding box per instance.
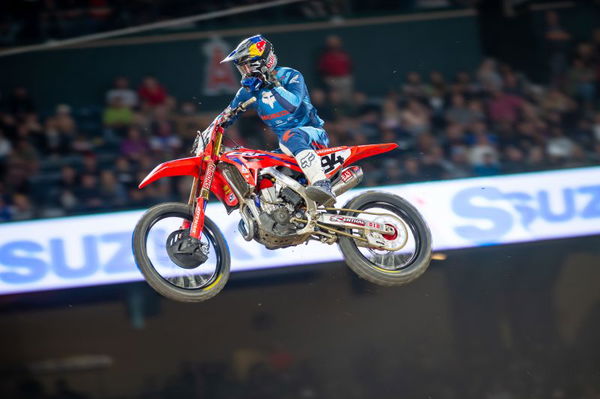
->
[192,97,257,155]
[225,96,256,121]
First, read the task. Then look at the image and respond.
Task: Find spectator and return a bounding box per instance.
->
[76,174,103,210]
[526,146,548,171]
[544,10,571,86]
[591,142,600,163]
[310,88,333,121]
[54,104,76,136]
[428,88,446,124]
[468,121,498,145]
[564,144,588,168]
[99,170,127,208]
[81,153,99,176]
[566,58,596,107]
[402,157,422,183]
[0,111,17,141]
[401,98,430,135]
[103,96,134,131]
[59,166,79,191]
[453,70,480,97]
[442,123,466,156]
[120,126,149,161]
[106,76,138,108]
[501,67,529,97]
[502,146,526,174]
[10,193,35,220]
[174,101,203,140]
[420,145,449,180]
[427,70,447,97]
[381,99,402,130]
[114,157,136,188]
[546,126,575,161]
[473,152,501,176]
[477,58,502,91]
[317,35,353,99]
[0,195,11,222]
[0,129,12,161]
[594,112,600,143]
[382,158,402,184]
[51,166,78,212]
[150,105,176,136]
[469,132,499,168]
[71,134,94,153]
[402,72,427,99]
[8,86,35,117]
[138,76,168,108]
[11,138,39,169]
[43,117,71,156]
[446,94,476,126]
[540,88,576,116]
[328,90,354,120]
[467,99,486,123]
[127,187,151,208]
[357,110,381,142]
[488,89,523,124]
[446,146,472,179]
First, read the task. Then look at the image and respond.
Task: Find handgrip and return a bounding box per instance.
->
[240,97,256,110]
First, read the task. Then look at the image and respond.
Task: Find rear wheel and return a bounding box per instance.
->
[132,202,230,302]
[337,191,432,286]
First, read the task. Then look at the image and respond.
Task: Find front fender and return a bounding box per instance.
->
[138,156,202,189]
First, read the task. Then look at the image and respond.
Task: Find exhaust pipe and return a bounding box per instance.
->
[331,166,363,196]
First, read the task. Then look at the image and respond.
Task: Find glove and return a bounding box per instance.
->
[218,107,234,128]
[241,76,264,92]
[264,70,281,89]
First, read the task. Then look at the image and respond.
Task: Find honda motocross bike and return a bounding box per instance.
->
[133,97,432,302]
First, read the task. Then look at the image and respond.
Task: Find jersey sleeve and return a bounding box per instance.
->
[221,88,256,128]
[271,70,307,113]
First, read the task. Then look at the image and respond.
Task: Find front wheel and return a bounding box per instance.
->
[337,191,432,286]
[132,202,230,302]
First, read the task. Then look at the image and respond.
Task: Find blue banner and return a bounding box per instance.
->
[1,166,599,295]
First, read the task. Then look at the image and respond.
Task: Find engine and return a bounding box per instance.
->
[236,178,309,249]
[237,166,363,249]
[257,186,305,237]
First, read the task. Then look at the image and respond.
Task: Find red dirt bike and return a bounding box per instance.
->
[133,98,432,302]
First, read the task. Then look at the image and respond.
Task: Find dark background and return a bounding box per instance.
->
[1,0,600,398]
[1,236,599,398]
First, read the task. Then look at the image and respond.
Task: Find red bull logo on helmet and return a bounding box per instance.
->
[248,40,266,57]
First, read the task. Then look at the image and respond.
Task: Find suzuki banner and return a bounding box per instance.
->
[1,166,599,295]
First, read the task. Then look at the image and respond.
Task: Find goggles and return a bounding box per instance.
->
[235,60,262,78]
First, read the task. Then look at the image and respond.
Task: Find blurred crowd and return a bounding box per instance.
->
[1,20,600,222]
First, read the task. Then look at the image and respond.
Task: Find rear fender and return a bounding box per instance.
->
[138,157,202,189]
[316,143,398,177]
[344,143,398,166]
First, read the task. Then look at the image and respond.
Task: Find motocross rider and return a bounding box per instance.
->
[220,35,335,205]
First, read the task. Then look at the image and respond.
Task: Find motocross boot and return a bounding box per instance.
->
[306,179,335,206]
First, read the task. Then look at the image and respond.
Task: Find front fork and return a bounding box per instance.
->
[189,161,216,239]
[184,128,224,239]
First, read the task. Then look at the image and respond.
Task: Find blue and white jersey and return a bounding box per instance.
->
[225,67,324,138]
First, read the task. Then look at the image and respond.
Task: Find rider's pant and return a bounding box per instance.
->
[278,127,330,184]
